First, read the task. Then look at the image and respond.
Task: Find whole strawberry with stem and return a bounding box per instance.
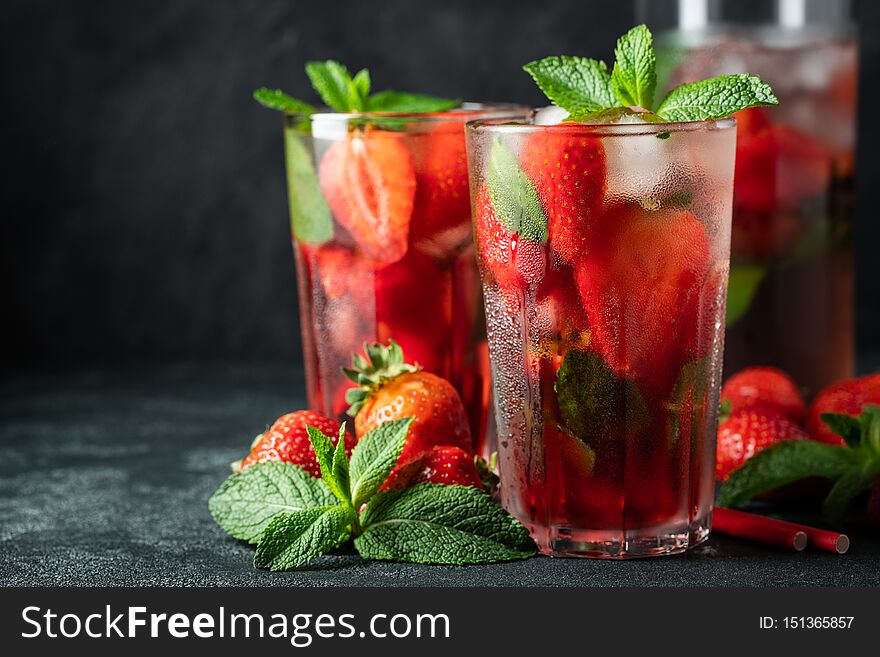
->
[344,340,472,467]
[239,410,355,478]
[721,366,806,423]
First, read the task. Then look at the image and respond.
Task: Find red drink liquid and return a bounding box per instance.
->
[285,106,527,456]
[467,117,736,557]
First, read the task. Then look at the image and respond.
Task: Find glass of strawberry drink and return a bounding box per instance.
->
[286,105,528,459]
[642,0,858,393]
[463,22,771,556]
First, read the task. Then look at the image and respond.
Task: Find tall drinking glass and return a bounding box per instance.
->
[284,105,528,457]
[466,116,736,557]
[641,0,858,392]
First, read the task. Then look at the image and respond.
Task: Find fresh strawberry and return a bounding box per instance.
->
[576,203,710,397]
[240,411,355,478]
[716,407,809,482]
[319,130,416,264]
[407,123,471,244]
[521,131,605,262]
[807,373,880,446]
[734,124,831,214]
[384,445,483,490]
[721,366,806,423]
[345,340,472,470]
[473,185,546,314]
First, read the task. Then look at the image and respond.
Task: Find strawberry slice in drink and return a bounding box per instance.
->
[407,122,471,246]
[521,131,606,263]
[319,130,416,264]
[576,203,710,399]
[734,124,832,214]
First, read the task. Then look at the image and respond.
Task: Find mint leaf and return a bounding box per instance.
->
[823,461,880,520]
[355,484,537,564]
[352,68,371,108]
[349,417,413,507]
[726,264,765,326]
[667,357,709,448]
[365,90,459,113]
[487,139,548,243]
[555,350,649,446]
[253,88,317,114]
[253,506,353,571]
[208,462,336,544]
[821,412,863,448]
[332,424,351,499]
[656,74,778,122]
[306,425,349,504]
[284,128,333,244]
[522,56,615,115]
[611,24,657,110]
[717,440,859,507]
[305,60,361,112]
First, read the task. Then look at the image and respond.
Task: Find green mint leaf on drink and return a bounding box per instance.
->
[254,505,353,571]
[348,417,413,507]
[354,483,537,564]
[284,128,333,244]
[255,60,458,115]
[523,56,615,116]
[655,74,779,122]
[253,88,317,114]
[524,24,777,122]
[365,90,460,113]
[611,24,657,110]
[555,350,648,447]
[208,462,336,544]
[487,139,548,243]
[305,60,363,112]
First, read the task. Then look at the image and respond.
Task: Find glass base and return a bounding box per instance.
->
[528,519,711,559]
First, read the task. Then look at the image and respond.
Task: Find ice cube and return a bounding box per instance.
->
[533,104,569,125]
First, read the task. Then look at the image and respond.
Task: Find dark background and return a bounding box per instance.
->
[2,0,878,366]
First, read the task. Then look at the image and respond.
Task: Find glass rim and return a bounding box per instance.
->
[306,102,530,124]
[466,115,737,136]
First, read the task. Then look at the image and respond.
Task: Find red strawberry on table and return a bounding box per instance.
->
[473,186,546,314]
[240,411,355,478]
[345,340,472,470]
[734,124,831,214]
[721,366,806,423]
[716,407,809,482]
[319,130,416,264]
[521,131,606,262]
[576,203,710,397]
[383,445,483,490]
[807,373,880,446]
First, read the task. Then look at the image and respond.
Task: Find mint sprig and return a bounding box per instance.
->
[719,405,880,521]
[355,483,537,564]
[524,24,778,123]
[611,24,657,111]
[255,59,459,116]
[208,461,336,544]
[209,418,537,571]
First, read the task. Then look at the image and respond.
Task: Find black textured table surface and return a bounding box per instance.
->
[1,363,878,587]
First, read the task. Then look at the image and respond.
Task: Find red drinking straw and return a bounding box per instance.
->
[713,507,850,554]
